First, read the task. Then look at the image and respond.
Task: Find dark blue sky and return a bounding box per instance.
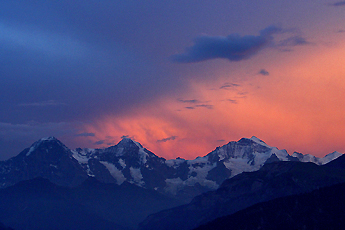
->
[1,1,345,160]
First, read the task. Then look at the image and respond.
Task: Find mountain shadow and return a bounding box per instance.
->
[195,182,345,230]
[0,177,182,230]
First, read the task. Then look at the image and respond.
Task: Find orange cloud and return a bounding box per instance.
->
[77,42,345,159]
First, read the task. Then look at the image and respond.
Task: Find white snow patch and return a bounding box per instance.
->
[49,164,58,169]
[224,158,259,177]
[129,167,145,186]
[165,158,185,168]
[100,161,126,185]
[132,139,143,148]
[26,146,36,156]
[40,136,56,141]
[319,151,342,164]
[86,165,95,177]
[189,156,209,164]
[118,159,126,169]
[249,136,271,148]
[216,148,228,161]
[138,149,148,164]
[221,147,290,177]
[71,150,90,164]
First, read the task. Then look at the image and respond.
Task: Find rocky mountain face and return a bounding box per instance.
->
[139,160,345,230]
[0,137,87,188]
[0,136,342,202]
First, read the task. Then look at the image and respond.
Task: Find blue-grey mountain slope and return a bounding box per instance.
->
[139,160,345,230]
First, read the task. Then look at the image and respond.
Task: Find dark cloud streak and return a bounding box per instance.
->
[171,26,282,63]
[220,83,240,90]
[157,136,178,143]
[178,99,201,104]
[329,1,345,6]
[278,36,310,46]
[94,140,105,145]
[258,69,270,76]
[172,26,310,63]
[195,104,214,109]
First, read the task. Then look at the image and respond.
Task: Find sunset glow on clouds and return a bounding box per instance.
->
[76,40,345,159]
[1,1,345,160]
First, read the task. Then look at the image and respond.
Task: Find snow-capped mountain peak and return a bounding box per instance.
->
[1,136,343,202]
[26,136,68,157]
[117,137,143,148]
[40,136,59,141]
[249,136,269,146]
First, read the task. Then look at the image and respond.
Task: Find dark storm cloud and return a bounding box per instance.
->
[157,136,178,143]
[171,26,282,63]
[258,69,270,76]
[329,1,345,6]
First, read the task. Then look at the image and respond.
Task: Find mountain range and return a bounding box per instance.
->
[0,136,341,202]
[0,136,344,229]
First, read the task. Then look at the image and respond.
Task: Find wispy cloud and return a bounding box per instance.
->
[226,99,238,104]
[178,99,201,104]
[76,132,95,137]
[219,83,240,90]
[195,104,214,109]
[278,36,311,46]
[94,140,105,145]
[121,135,136,140]
[258,69,270,76]
[0,22,87,58]
[18,100,67,107]
[178,98,213,110]
[329,1,345,6]
[157,136,178,143]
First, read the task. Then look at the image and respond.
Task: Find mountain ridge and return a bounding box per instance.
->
[139,159,345,230]
[0,136,342,201]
